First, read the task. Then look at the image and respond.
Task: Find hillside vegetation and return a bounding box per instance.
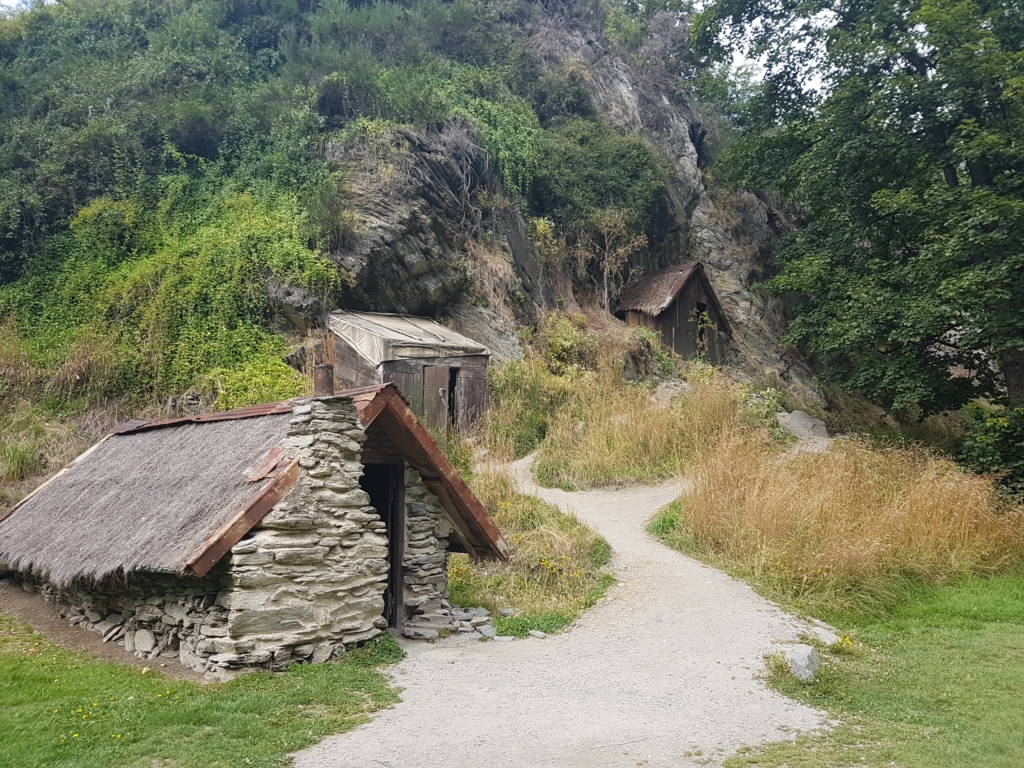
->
[0,0,675,505]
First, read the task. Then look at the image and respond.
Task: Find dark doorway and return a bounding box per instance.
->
[447,368,459,428]
[359,463,405,628]
[696,301,709,351]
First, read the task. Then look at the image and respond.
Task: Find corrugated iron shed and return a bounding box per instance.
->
[329,311,489,368]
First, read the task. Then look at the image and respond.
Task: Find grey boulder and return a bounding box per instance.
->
[785,644,821,682]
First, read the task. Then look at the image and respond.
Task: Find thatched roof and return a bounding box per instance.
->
[0,385,507,587]
[0,414,293,587]
[615,262,731,333]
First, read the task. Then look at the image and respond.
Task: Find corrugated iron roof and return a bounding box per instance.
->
[615,262,731,334]
[0,384,507,586]
[329,311,489,367]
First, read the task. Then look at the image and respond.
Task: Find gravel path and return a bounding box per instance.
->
[294,458,825,768]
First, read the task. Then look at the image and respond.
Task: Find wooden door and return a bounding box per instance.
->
[383,368,424,420]
[358,463,405,629]
[454,369,488,431]
[423,365,450,432]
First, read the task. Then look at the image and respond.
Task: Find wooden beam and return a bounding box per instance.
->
[186,458,300,576]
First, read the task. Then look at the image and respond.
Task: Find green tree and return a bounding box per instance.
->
[696,0,1024,413]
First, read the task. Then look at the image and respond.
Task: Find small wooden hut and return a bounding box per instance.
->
[328,311,489,432]
[615,262,730,363]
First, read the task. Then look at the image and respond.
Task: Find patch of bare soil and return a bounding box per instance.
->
[0,579,205,681]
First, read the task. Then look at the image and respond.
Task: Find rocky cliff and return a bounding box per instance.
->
[284,15,816,396]
[529,19,817,397]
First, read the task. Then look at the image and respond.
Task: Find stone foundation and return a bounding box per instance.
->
[13,570,230,674]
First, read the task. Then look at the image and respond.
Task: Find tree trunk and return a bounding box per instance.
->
[603,258,609,311]
[1000,348,1024,407]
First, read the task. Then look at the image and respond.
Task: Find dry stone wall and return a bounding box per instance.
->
[401,467,455,639]
[13,570,228,673]
[215,397,389,671]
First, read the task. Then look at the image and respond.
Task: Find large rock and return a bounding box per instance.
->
[134,629,155,653]
[323,126,541,326]
[777,410,832,454]
[777,410,829,440]
[785,644,821,682]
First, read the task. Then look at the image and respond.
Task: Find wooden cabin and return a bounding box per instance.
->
[614,262,730,363]
[328,311,489,432]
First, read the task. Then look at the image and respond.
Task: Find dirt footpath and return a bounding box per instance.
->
[294,458,825,768]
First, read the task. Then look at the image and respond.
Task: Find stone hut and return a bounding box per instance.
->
[328,311,490,432]
[0,384,507,678]
[615,262,731,363]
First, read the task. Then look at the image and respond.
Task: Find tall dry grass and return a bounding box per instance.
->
[531,367,746,488]
[653,427,1024,612]
[449,468,613,621]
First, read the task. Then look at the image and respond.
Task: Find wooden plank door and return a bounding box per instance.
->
[423,365,450,432]
[454,369,488,431]
[383,368,424,420]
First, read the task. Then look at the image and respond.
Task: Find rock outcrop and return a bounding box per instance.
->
[323,126,542,325]
[274,16,818,398]
[529,20,818,399]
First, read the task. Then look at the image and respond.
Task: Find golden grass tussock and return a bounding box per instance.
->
[531,366,746,488]
[449,468,612,620]
[654,426,1024,610]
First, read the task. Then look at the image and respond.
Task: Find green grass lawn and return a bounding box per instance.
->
[726,574,1024,767]
[0,613,401,768]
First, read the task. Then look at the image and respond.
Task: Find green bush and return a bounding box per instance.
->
[207,356,305,411]
[535,312,598,375]
[530,118,667,232]
[957,405,1024,497]
[0,184,337,401]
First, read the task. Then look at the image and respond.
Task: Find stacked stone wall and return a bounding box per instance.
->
[13,569,230,674]
[214,397,389,670]
[401,467,455,639]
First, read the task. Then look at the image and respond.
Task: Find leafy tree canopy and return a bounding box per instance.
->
[696,0,1024,414]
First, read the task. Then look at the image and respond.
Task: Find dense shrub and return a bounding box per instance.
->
[957,405,1024,497]
[530,118,667,232]
[0,183,336,401]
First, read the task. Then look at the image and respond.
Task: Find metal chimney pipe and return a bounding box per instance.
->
[312,364,335,397]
